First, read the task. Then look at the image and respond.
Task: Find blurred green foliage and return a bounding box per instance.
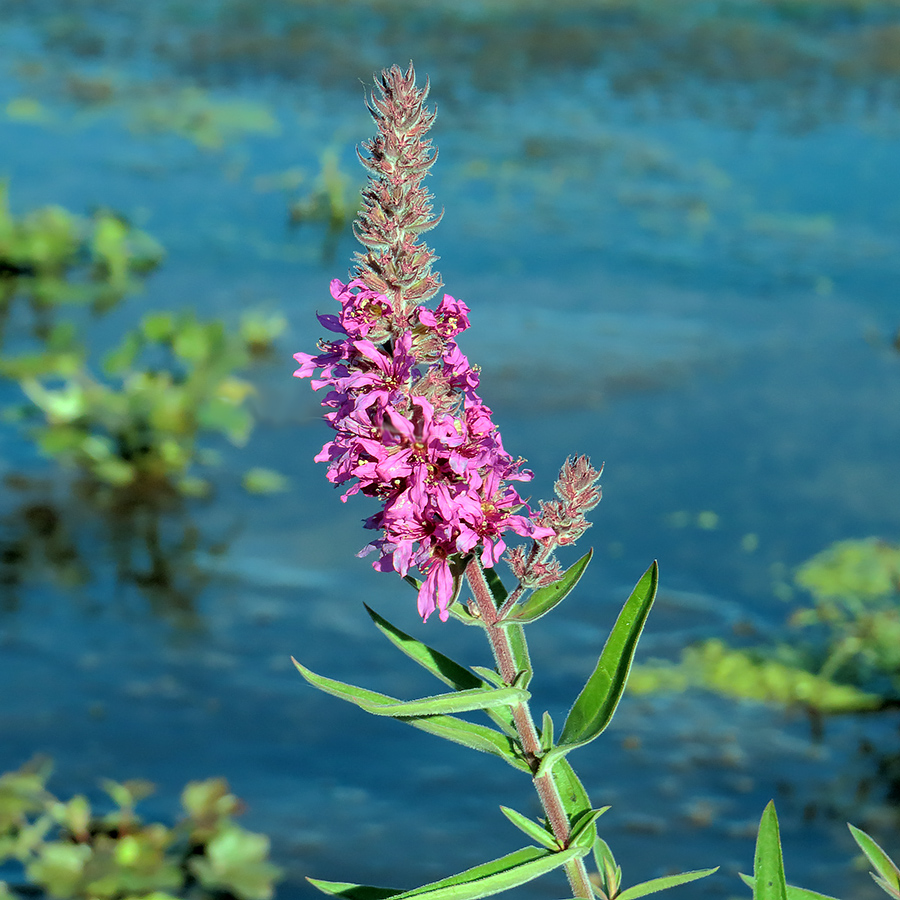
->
[630,538,900,713]
[628,638,882,713]
[0,757,282,900]
[237,310,287,361]
[0,189,288,501]
[127,88,279,151]
[2,311,260,497]
[287,149,356,234]
[0,181,164,342]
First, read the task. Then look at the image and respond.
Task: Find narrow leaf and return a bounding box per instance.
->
[548,756,593,827]
[593,838,620,900]
[754,801,788,900]
[507,550,593,624]
[569,807,611,850]
[471,666,506,688]
[307,880,403,900]
[504,622,533,688]
[293,659,528,716]
[291,658,530,771]
[739,873,841,900]
[558,561,658,750]
[364,604,482,691]
[616,868,719,900]
[482,566,509,605]
[393,845,586,900]
[848,825,900,897]
[540,711,554,754]
[410,716,531,772]
[499,806,560,851]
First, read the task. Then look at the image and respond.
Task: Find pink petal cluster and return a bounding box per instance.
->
[294,278,549,621]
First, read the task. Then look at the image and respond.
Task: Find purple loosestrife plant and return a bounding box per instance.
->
[292,64,717,900]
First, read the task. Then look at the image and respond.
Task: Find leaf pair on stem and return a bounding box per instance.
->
[294,551,718,900]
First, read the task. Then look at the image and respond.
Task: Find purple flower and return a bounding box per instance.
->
[295,279,548,621]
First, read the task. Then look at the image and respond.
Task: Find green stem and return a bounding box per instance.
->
[465,558,594,899]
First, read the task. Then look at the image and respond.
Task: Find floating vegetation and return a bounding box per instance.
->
[630,537,900,713]
[285,149,360,262]
[795,537,900,603]
[0,756,282,900]
[127,87,280,150]
[629,639,882,713]
[237,308,287,359]
[1,311,259,498]
[0,182,164,343]
[4,97,52,124]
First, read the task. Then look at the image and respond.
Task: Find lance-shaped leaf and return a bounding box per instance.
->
[848,824,900,899]
[506,550,593,624]
[499,806,561,851]
[540,711,554,754]
[293,659,529,717]
[307,881,403,900]
[568,807,611,851]
[593,838,621,900]
[504,622,533,688]
[483,565,509,606]
[547,756,593,828]
[309,846,586,900]
[291,659,530,771]
[363,606,517,737]
[738,873,841,900]
[616,868,719,900]
[556,561,658,751]
[754,801,788,900]
[397,845,587,900]
[365,604,482,691]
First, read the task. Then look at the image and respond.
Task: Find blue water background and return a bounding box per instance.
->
[1,3,899,899]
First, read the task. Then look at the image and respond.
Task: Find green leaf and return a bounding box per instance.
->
[291,658,530,771]
[364,606,517,735]
[754,802,788,900]
[307,881,403,900]
[507,550,593,624]
[499,806,560,851]
[504,623,533,689]
[547,757,593,827]
[540,711,554,754]
[568,808,611,850]
[308,847,585,900]
[470,667,506,688]
[482,566,508,606]
[364,605,483,692]
[557,561,658,750]
[292,659,528,717]
[848,824,900,899]
[592,837,621,900]
[738,873,841,900]
[616,869,719,900]
[396,845,586,900]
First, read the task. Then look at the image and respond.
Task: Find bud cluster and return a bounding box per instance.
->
[353,63,443,337]
[508,456,603,588]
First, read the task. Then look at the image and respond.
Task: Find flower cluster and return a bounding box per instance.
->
[294,278,549,621]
